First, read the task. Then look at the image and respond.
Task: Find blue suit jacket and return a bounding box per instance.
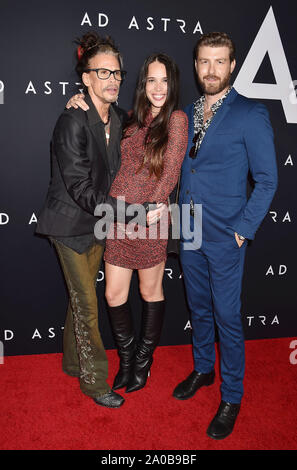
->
[179,88,278,241]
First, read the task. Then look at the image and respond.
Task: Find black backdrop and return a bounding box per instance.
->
[0,0,296,356]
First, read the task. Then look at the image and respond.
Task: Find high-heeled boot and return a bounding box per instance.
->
[107,301,136,390]
[125,299,165,393]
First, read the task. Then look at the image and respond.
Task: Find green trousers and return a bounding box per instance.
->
[53,240,110,398]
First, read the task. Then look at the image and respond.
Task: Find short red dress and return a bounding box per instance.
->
[104,110,188,269]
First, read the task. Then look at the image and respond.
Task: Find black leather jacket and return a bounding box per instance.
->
[36,95,135,237]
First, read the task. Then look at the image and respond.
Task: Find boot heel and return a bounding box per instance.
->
[125,300,165,393]
[125,358,152,393]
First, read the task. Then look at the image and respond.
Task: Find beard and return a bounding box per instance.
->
[198,72,231,96]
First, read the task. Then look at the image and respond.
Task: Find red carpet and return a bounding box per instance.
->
[0,338,296,450]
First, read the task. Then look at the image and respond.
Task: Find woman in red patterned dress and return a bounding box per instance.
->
[104,53,188,393]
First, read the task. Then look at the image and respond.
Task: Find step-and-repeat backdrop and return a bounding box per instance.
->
[1,0,296,356]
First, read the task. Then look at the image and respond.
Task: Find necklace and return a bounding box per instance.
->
[102,110,111,126]
[105,120,111,143]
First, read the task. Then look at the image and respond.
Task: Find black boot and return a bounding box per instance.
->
[126,299,165,393]
[107,301,136,390]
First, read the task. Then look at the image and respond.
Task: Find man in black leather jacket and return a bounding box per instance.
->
[36,33,160,408]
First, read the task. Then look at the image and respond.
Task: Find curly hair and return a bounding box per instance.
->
[75,31,123,88]
[194,32,236,62]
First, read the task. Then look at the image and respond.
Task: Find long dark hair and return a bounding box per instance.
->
[125,53,180,179]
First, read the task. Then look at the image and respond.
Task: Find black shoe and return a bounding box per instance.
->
[173,370,215,400]
[125,300,165,393]
[107,301,136,390]
[207,400,241,440]
[93,391,125,408]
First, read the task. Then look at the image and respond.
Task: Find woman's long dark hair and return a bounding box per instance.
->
[124,53,180,179]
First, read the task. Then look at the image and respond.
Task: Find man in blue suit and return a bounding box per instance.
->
[173,32,278,440]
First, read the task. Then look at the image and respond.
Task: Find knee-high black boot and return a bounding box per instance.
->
[107,301,136,390]
[126,299,165,393]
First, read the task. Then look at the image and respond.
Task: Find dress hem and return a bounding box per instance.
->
[104,255,167,270]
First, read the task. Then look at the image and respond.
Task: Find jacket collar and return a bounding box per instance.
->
[84,94,109,168]
[85,94,122,129]
[108,104,121,156]
[85,94,122,170]
[85,94,102,125]
[194,87,238,155]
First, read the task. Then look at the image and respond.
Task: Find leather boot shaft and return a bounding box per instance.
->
[126,299,165,393]
[107,301,136,390]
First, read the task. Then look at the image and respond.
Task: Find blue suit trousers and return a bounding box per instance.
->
[180,235,247,404]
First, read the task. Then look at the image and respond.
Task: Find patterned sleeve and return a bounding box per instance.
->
[151,110,188,203]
